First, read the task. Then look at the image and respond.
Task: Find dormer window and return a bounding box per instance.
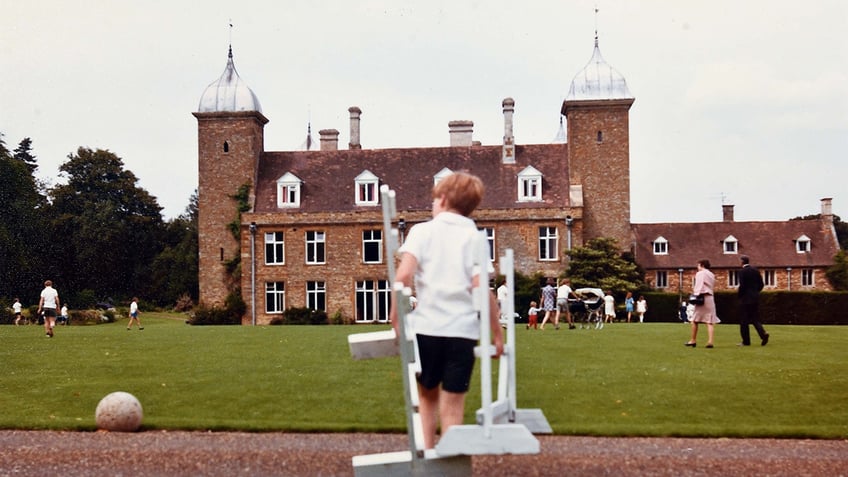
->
[355,170,379,206]
[276,172,302,208]
[652,236,668,255]
[434,167,453,186]
[723,235,738,254]
[796,234,811,253]
[517,166,543,202]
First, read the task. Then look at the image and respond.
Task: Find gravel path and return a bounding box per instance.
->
[0,431,845,476]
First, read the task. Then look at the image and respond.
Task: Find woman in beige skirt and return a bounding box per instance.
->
[685,259,720,348]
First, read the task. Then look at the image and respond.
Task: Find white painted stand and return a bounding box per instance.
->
[351,188,547,475]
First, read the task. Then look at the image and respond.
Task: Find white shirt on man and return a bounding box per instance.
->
[40,286,59,309]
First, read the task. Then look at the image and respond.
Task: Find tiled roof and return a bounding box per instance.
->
[632,220,839,270]
[254,143,570,214]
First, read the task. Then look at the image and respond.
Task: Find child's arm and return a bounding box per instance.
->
[389,252,417,336]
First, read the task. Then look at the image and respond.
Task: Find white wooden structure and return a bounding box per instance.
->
[348,186,549,475]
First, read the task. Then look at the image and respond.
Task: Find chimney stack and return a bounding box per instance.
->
[319,129,339,151]
[348,106,361,150]
[821,197,834,227]
[722,204,735,222]
[502,97,515,163]
[448,120,473,147]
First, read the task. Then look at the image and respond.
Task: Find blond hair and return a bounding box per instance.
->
[432,171,484,217]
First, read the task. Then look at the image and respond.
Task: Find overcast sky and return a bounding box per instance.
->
[3,0,846,223]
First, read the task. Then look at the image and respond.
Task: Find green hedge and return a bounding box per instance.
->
[637,291,848,325]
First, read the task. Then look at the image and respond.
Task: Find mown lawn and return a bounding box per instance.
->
[1,314,845,438]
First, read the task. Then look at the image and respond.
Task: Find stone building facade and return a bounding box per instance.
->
[194,38,635,324]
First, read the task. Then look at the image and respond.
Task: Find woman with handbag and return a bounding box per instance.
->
[685,259,720,348]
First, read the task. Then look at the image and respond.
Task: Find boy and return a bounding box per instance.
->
[13,298,23,325]
[527,301,540,329]
[127,297,143,330]
[37,280,60,337]
[389,171,504,450]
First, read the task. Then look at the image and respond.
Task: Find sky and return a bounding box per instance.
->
[2,0,846,222]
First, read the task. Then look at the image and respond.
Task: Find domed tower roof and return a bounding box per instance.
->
[566,36,632,101]
[197,46,262,113]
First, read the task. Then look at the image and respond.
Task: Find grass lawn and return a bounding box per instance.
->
[1,313,846,438]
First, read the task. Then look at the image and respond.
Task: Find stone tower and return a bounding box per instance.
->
[562,35,634,250]
[193,47,267,307]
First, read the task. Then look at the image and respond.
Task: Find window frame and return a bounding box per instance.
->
[362,229,383,264]
[655,270,668,288]
[801,268,814,287]
[276,172,302,208]
[517,166,543,202]
[723,235,738,254]
[653,236,668,255]
[355,279,391,323]
[306,281,326,312]
[265,281,285,314]
[354,170,379,206]
[305,230,326,265]
[264,231,285,265]
[796,234,811,253]
[538,226,559,262]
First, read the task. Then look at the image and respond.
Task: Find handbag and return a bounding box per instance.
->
[688,293,705,306]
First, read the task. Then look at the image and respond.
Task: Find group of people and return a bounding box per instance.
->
[9,282,143,334]
[527,283,649,328]
[684,256,770,348]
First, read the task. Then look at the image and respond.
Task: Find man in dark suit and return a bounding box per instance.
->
[738,255,769,346]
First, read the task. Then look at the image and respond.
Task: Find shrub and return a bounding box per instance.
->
[186,291,245,326]
[269,307,328,325]
[174,293,194,312]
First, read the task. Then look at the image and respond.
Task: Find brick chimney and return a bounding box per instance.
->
[448,120,473,147]
[502,97,515,163]
[821,197,834,227]
[319,129,339,151]
[722,204,734,222]
[348,106,361,150]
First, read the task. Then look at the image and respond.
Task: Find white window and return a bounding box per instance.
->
[655,271,668,288]
[305,230,326,264]
[355,280,391,322]
[434,167,453,186]
[355,170,379,206]
[362,229,383,264]
[517,166,543,202]
[539,226,559,261]
[763,269,776,287]
[723,235,738,254]
[265,282,285,314]
[306,281,326,311]
[480,227,495,262]
[653,236,668,255]
[796,234,811,253]
[801,269,814,287]
[276,172,302,208]
[264,232,285,265]
[728,270,740,288]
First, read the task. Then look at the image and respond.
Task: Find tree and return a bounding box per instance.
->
[826,250,848,291]
[48,147,164,302]
[565,237,645,294]
[0,133,49,301]
[149,191,199,307]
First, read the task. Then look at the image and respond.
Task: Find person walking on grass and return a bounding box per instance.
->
[389,171,503,450]
[685,259,720,348]
[127,297,143,330]
[13,298,23,325]
[37,280,60,337]
[538,277,558,330]
[555,278,577,329]
[636,295,648,323]
[738,255,769,346]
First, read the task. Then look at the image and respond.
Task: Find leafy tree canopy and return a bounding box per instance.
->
[565,237,645,295]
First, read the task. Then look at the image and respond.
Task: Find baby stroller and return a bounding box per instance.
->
[568,288,605,330]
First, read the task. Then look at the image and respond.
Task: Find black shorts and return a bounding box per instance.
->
[43,308,57,318]
[416,334,476,393]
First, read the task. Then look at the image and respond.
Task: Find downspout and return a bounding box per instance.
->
[565,215,574,251]
[249,222,257,326]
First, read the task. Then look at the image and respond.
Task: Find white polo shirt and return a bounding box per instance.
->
[399,212,491,340]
